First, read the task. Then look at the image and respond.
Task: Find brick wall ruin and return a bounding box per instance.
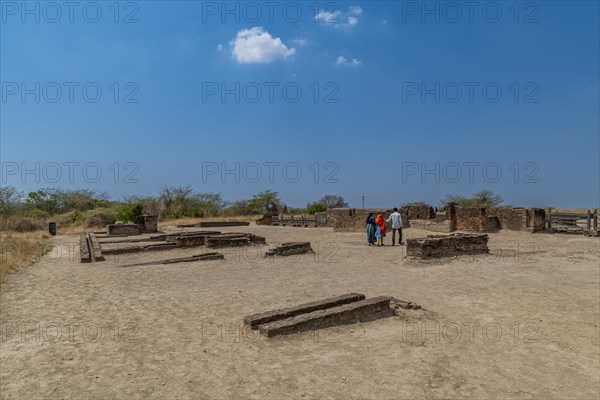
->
[327,208,409,233]
[270,203,545,234]
[447,204,546,233]
[400,204,436,220]
[408,219,454,233]
[314,212,334,227]
[454,207,487,232]
[527,208,546,231]
[407,233,489,259]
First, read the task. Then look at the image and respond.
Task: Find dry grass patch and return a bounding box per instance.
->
[0,231,50,283]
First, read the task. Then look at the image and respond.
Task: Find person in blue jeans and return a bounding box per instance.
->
[386,208,404,245]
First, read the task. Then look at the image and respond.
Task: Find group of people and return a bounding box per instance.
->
[365,208,404,246]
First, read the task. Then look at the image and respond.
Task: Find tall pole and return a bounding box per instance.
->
[362,195,365,208]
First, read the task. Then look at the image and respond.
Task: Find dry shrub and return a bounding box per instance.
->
[84,208,118,228]
[0,215,46,232]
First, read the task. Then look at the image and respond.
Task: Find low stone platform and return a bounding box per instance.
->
[258,296,392,338]
[406,233,489,259]
[197,221,250,227]
[265,242,313,257]
[107,224,140,236]
[206,233,266,248]
[102,243,178,255]
[244,293,366,329]
[118,252,224,268]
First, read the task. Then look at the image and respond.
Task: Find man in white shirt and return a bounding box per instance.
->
[386,207,404,245]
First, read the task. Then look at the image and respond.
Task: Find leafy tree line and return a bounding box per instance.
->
[439,190,504,209]
[0,186,354,228]
[1,185,505,231]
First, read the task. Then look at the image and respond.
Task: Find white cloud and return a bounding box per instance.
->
[230,27,296,64]
[315,9,342,24]
[217,43,224,51]
[290,37,309,46]
[349,6,363,16]
[315,6,363,27]
[336,55,362,66]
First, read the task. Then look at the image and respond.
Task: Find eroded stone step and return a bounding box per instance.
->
[244,293,365,329]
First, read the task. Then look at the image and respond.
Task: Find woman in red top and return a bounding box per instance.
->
[375,213,387,246]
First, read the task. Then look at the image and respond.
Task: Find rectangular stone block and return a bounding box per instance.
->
[79,233,91,263]
[107,224,140,236]
[244,293,366,329]
[258,296,391,337]
[175,235,208,246]
[265,242,313,257]
[407,233,489,259]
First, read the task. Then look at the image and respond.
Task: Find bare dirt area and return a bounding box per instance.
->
[1,225,599,399]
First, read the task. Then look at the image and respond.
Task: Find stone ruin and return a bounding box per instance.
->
[265,242,313,257]
[267,203,548,234]
[107,215,158,236]
[451,204,546,233]
[326,208,410,232]
[406,233,489,259]
[244,293,420,338]
[84,230,266,261]
[400,204,436,220]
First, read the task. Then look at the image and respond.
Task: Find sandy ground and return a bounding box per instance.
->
[1,225,599,399]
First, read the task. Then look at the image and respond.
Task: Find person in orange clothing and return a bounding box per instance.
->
[375,213,387,246]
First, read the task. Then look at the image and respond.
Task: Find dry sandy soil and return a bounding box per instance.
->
[1,224,599,399]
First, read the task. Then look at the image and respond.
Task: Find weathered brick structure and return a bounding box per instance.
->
[454,207,488,232]
[409,219,454,232]
[326,208,409,232]
[447,204,546,233]
[255,215,273,225]
[527,208,546,231]
[407,233,489,259]
[244,293,366,329]
[265,242,313,257]
[107,224,140,236]
[134,215,158,233]
[314,212,334,227]
[400,204,436,220]
[258,297,392,337]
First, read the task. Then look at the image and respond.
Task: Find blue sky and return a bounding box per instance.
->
[1,1,599,208]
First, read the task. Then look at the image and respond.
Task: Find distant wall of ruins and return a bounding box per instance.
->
[276,204,546,233]
[448,204,546,233]
[400,205,436,220]
[326,208,410,232]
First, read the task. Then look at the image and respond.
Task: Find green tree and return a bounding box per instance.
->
[117,203,144,223]
[25,190,60,214]
[306,202,327,215]
[247,190,281,214]
[472,190,503,208]
[0,186,23,215]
